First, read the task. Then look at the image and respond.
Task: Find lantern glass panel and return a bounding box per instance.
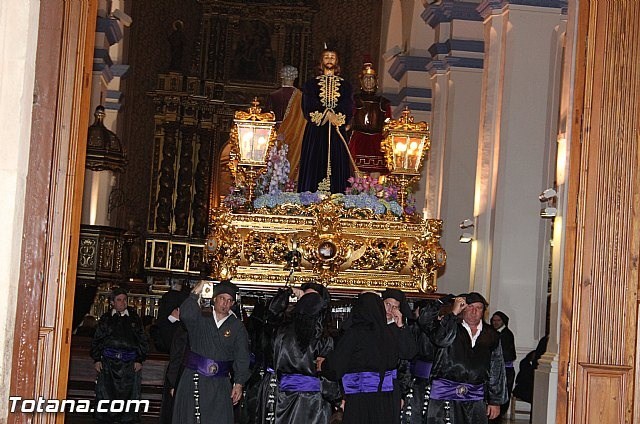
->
[408,136,424,171]
[236,123,272,164]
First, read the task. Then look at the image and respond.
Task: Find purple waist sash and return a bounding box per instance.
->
[183,351,233,377]
[410,360,433,379]
[430,378,484,401]
[505,361,514,368]
[103,348,137,362]
[342,369,397,394]
[279,373,321,392]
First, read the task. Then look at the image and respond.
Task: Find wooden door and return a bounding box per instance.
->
[558,1,640,423]
[9,1,97,423]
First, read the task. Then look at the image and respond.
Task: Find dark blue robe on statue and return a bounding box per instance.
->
[297,75,353,194]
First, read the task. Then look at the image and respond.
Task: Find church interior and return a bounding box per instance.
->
[1,0,639,423]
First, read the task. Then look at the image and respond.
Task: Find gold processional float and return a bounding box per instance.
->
[205,99,446,295]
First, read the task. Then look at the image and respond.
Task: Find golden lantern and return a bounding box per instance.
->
[229,98,277,207]
[381,107,430,217]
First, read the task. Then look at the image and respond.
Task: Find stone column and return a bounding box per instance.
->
[473,2,566,368]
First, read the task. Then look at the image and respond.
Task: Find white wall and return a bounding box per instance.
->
[0,0,40,419]
[436,68,483,296]
[478,3,566,355]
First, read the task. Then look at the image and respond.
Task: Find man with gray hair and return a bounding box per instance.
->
[172,280,250,424]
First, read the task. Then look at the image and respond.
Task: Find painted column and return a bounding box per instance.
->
[474,3,567,418]
[422,1,485,296]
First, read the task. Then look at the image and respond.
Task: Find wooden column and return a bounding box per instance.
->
[9,1,97,423]
[559,1,640,423]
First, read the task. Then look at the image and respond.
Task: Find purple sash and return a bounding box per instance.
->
[183,351,233,377]
[342,369,397,394]
[430,378,484,401]
[505,361,514,368]
[279,373,321,392]
[103,348,137,362]
[410,360,433,379]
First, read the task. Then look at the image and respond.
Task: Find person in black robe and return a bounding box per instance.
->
[297,46,354,194]
[426,292,507,424]
[251,288,291,424]
[91,287,148,424]
[401,299,441,424]
[489,311,516,422]
[322,292,414,424]
[157,288,190,424]
[512,335,548,404]
[382,288,419,424]
[172,280,250,424]
[251,281,332,424]
[273,287,340,424]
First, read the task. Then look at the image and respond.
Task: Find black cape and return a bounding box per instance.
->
[251,288,292,424]
[401,300,440,424]
[159,322,189,424]
[323,293,413,424]
[273,321,338,423]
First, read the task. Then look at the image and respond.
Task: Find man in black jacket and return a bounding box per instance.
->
[426,292,507,424]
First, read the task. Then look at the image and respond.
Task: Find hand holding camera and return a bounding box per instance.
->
[192,280,214,299]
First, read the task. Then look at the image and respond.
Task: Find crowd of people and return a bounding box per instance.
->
[90,281,531,424]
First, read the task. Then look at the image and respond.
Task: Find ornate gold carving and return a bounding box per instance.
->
[233,98,276,122]
[206,200,445,292]
[410,219,445,292]
[206,207,242,280]
[255,203,314,217]
[298,200,363,282]
[244,231,289,265]
[351,238,409,272]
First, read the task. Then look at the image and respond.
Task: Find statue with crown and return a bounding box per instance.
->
[210,43,447,295]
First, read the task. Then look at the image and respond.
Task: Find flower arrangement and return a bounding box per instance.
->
[227,158,417,218]
[257,143,291,195]
[404,193,417,215]
[222,188,247,210]
[345,175,383,196]
[341,175,410,217]
[253,191,322,209]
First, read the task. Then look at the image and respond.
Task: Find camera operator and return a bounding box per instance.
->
[172,280,250,424]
